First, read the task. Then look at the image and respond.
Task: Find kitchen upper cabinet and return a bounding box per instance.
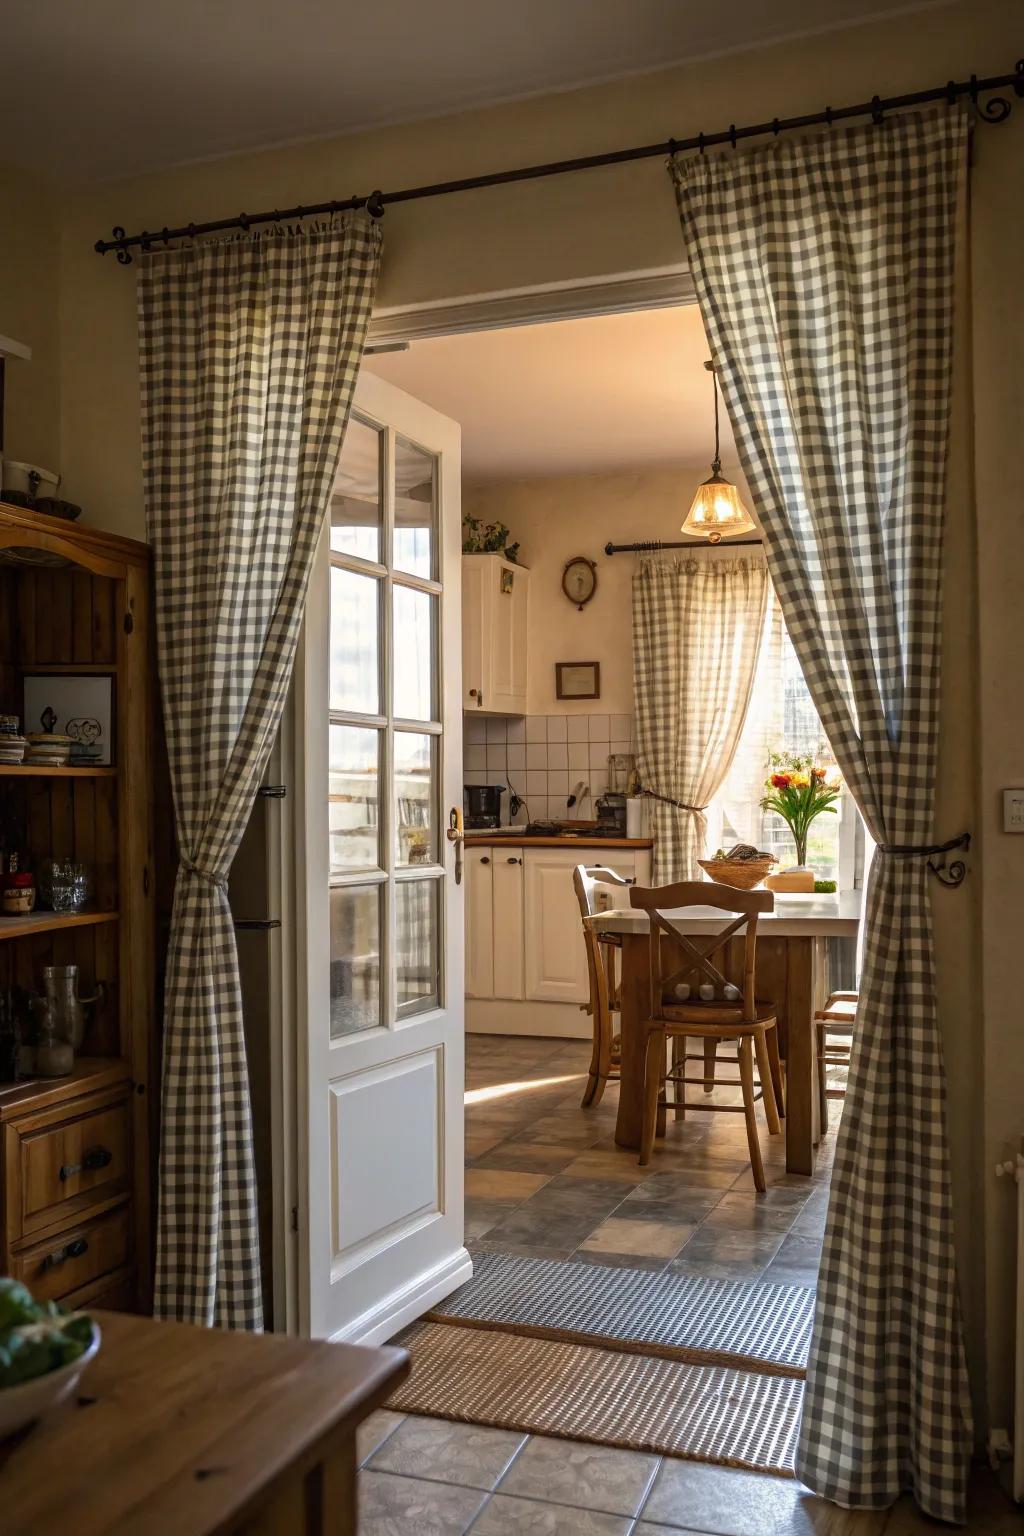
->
[462,554,530,715]
[465,847,494,998]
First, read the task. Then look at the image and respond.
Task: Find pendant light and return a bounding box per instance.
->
[682,360,755,543]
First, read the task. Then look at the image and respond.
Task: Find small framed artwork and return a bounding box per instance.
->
[500,567,515,596]
[555,661,601,701]
[23,673,115,766]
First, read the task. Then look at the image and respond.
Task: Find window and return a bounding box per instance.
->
[706,592,858,887]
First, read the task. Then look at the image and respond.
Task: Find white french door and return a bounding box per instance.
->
[294,369,468,1342]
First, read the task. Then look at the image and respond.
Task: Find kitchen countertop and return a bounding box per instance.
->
[595,888,862,937]
[464,832,654,849]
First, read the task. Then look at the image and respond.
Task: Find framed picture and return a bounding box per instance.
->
[23,673,115,766]
[555,661,601,701]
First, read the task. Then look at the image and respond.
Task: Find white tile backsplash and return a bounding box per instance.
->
[464,710,636,822]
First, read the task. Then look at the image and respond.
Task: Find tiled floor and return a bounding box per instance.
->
[357,1034,1017,1533]
[463,1033,832,1284]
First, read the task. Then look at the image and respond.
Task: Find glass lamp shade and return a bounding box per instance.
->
[682,472,756,543]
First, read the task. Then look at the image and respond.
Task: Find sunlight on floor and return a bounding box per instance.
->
[464,1074,580,1107]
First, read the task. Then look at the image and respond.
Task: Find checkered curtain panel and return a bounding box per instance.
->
[138,214,382,1329]
[671,107,970,1521]
[632,552,768,882]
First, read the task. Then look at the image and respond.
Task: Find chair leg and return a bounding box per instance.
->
[671,1035,685,1120]
[765,1024,785,1120]
[738,1036,766,1193]
[702,1038,717,1094]
[580,1007,602,1108]
[815,1020,828,1132]
[640,1027,665,1167]
[754,1028,781,1136]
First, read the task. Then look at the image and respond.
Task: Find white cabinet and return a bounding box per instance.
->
[465,847,493,998]
[523,850,591,1004]
[465,846,524,1000]
[462,554,530,715]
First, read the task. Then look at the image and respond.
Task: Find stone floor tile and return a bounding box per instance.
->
[357,1408,405,1466]
[358,1469,486,1535]
[497,1434,660,1516]
[464,1168,552,1203]
[369,1413,525,1490]
[640,1461,886,1535]
[578,1215,696,1259]
[470,1493,633,1534]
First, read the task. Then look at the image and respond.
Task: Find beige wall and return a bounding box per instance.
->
[465,465,746,717]
[49,0,1023,1436]
[0,161,61,474]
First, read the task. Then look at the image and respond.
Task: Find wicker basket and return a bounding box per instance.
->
[697,856,776,890]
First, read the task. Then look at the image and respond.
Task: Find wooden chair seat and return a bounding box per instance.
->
[629,879,786,1193]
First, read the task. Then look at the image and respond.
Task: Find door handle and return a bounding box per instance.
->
[42,1237,89,1270]
[59,1146,112,1181]
[447,807,465,886]
[506,856,522,865]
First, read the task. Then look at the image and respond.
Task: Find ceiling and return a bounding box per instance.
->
[365,302,735,483]
[3,1,943,182]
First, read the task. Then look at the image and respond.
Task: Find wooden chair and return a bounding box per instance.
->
[815,990,857,1127]
[574,864,633,1108]
[629,880,785,1191]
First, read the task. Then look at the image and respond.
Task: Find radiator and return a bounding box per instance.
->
[996,1146,1024,1501]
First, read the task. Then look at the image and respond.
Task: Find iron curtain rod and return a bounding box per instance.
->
[95,61,1023,263]
[605,539,763,555]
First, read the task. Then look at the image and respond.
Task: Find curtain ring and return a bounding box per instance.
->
[729,123,737,149]
[824,105,833,127]
[870,96,884,125]
[946,80,957,107]
[698,131,705,155]
[365,190,386,219]
[772,118,781,136]
[238,213,250,231]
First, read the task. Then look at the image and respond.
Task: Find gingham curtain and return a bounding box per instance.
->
[672,106,970,1521]
[138,213,382,1329]
[633,551,768,882]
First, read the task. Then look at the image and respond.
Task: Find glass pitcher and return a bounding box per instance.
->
[40,965,106,1051]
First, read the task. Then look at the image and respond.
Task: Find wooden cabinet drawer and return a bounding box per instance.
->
[4,1086,131,1244]
[10,1203,130,1304]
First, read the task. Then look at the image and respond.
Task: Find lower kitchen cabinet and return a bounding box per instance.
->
[465,843,651,1026]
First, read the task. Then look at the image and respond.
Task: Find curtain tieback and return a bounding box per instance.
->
[877,832,969,857]
[180,856,229,893]
[640,788,708,814]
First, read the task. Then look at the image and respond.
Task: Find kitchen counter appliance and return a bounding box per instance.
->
[464,783,506,829]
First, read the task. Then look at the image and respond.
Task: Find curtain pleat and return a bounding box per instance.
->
[138,214,382,1329]
[671,107,971,1520]
[633,552,768,882]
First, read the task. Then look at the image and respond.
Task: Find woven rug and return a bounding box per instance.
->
[389,1319,803,1474]
[426,1251,812,1377]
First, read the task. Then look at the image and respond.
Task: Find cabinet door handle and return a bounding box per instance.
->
[506,856,522,865]
[42,1237,89,1270]
[59,1146,113,1181]
[479,856,490,865]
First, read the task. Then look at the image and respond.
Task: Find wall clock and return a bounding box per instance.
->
[562,555,597,610]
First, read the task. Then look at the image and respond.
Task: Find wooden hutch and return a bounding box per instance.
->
[0,501,155,1312]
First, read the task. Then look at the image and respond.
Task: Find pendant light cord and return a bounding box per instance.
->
[711,369,722,476]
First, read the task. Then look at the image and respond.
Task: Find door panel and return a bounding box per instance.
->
[297,369,469,1343]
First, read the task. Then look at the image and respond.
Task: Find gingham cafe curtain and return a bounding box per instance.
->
[138,213,382,1329]
[633,551,768,883]
[672,106,970,1521]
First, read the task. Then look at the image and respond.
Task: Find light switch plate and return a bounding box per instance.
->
[1002,789,1024,832]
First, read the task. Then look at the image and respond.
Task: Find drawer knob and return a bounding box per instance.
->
[42,1237,89,1270]
[59,1145,113,1181]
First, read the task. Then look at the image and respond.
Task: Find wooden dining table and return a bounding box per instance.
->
[596,891,862,1175]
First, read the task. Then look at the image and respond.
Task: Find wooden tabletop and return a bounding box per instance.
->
[0,1309,409,1535]
[596,889,863,937]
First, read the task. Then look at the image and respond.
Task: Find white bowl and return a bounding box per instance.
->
[0,1322,100,1440]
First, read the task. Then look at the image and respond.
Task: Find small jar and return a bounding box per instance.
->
[2,872,36,916]
[699,983,715,1002]
[673,983,691,1000]
[723,983,741,1003]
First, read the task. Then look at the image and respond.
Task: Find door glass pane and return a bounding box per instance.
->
[329,725,380,873]
[330,566,379,714]
[396,879,439,1016]
[394,437,436,579]
[331,417,382,563]
[393,586,436,721]
[395,731,436,867]
[330,884,381,1037]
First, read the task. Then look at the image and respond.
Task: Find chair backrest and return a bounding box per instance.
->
[629,880,774,1024]
[573,864,632,1023]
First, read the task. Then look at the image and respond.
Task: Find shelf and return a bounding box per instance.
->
[0,909,119,942]
[0,1057,130,1122]
[0,765,117,778]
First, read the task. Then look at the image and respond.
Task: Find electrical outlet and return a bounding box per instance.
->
[1002,789,1024,832]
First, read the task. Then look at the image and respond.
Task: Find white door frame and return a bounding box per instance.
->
[273,265,697,1334]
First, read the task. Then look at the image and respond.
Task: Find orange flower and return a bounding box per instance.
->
[770,772,792,789]
[812,765,827,780]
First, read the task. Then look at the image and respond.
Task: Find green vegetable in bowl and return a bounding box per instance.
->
[814,879,838,893]
[0,1277,94,1390]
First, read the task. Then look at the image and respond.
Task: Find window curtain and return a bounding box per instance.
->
[138,213,382,1329]
[633,551,768,882]
[708,589,784,852]
[671,107,970,1521]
